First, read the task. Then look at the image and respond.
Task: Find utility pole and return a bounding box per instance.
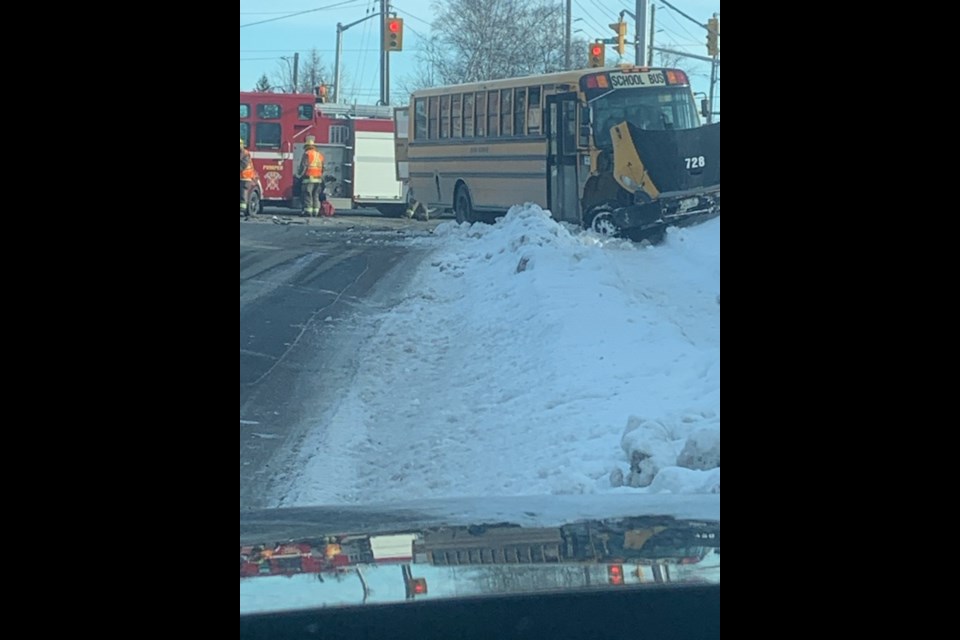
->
[564,0,572,70]
[293,52,299,92]
[635,0,647,66]
[334,25,344,102]
[380,0,390,105]
[648,5,655,66]
[707,13,719,124]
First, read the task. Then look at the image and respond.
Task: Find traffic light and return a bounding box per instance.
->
[608,565,625,586]
[588,42,605,68]
[385,17,404,52]
[408,577,427,596]
[706,17,719,57]
[609,21,627,56]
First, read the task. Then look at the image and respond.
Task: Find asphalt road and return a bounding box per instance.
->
[240,212,439,510]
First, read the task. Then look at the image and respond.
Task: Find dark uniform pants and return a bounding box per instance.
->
[240,180,253,215]
[302,181,323,217]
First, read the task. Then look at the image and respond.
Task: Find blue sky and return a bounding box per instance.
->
[240,1,720,107]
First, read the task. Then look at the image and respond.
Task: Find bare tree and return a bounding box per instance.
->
[656,49,684,69]
[297,49,328,93]
[406,0,587,90]
[271,49,330,93]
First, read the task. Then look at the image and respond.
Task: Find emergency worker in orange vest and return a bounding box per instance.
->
[240,137,256,217]
[297,135,326,217]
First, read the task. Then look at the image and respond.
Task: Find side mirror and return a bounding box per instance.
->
[701,99,710,119]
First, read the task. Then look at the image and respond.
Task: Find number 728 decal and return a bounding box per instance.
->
[685,156,706,169]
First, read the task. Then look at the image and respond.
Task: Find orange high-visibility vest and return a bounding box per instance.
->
[305,149,325,179]
[240,150,256,181]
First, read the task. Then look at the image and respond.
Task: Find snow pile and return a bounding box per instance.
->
[280,204,719,507]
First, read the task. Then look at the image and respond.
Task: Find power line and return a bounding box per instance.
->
[657,1,707,30]
[662,8,700,42]
[240,0,364,28]
[592,0,619,20]
[391,6,432,28]
[573,0,610,37]
[659,24,698,46]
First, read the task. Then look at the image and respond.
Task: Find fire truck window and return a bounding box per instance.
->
[240,123,250,147]
[240,104,249,119]
[255,123,281,150]
[257,104,281,119]
[298,104,314,120]
[329,125,349,145]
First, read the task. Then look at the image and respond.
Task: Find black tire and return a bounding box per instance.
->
[584,203,622,237]
[454,185,474,224]
[248,189,262,217]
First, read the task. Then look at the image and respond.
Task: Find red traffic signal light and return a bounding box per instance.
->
[589,43,605,68]
[608,565,624,585]
[385,17,404,51]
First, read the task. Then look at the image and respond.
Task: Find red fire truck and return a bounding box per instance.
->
[239,91,406,217]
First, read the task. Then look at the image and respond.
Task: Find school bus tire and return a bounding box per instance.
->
[454,184,475,224]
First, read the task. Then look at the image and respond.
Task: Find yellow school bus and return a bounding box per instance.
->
[394,67,720,238]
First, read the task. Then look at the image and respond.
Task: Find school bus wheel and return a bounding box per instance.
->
[585,203,621,237]
[454,184,475,224]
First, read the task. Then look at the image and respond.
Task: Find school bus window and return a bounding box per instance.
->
[527,87,542,134]
[414,99,427,140]
[255,122,281,150]
[429,96,439,140]
[500,89,513,137]
[463,94,475,138]
[240,123,250,147]
[451,94,463,139]
[240,104,250,119]
[514,88,527,137]
[440,95,451,139]
[298,104,314,120]
[475,92,487,137]
[487,92,500,137]
[257,104,281,119]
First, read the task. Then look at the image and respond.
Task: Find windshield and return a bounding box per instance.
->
[592,88,700,147]
[241,0,720,625]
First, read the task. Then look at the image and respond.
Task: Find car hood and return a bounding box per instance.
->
[241,494,719,615]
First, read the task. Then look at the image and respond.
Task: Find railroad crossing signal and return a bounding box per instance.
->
[588,42,605,68]
[706,17,719,57]
[610,21,627,56]
[385,17,404,52]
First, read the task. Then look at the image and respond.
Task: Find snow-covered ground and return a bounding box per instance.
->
[278,205,720,507]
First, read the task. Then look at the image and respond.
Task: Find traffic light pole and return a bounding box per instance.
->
[380,0,390,105]
[334,12,381,103]
[635,1,647,66]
